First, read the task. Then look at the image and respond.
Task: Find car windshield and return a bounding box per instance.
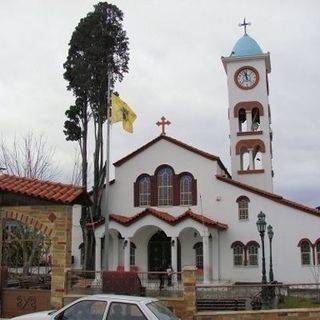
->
[147,301,179,320]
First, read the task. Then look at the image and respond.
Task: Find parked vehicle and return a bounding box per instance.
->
[12,294,180,320]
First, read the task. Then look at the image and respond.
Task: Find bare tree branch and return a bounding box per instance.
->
[70,148,82,186]
[0,132,60,180]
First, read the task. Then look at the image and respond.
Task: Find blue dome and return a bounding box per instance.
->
[231,34,263,57]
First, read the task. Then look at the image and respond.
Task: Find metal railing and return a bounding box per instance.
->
[66,270,183,297]
[196,283,320,310]
[137,272,183,297]
[1,267,51,289]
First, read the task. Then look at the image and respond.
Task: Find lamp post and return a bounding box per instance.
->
[256,211,268,309]
[267,225,274,282]
[256,211,267,284]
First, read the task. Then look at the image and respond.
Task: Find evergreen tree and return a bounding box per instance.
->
[63,2,129,269]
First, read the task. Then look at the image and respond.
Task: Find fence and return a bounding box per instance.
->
[196,283,320,310]
[66,270,183,297]
[2,266,51,290]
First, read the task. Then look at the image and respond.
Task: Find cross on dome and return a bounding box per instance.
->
[156,116,171,135]
[239,17,251,35]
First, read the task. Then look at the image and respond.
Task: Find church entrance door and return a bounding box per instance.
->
[148,231,171,272]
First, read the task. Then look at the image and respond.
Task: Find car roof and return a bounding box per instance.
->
[83,294,158,303]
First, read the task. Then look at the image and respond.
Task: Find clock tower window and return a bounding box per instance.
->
[251,108,261,131]
[240,148,250,171]
[253,146,263,170]
[238,108,247,132]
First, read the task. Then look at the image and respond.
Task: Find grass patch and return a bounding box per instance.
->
[278,296,320,309]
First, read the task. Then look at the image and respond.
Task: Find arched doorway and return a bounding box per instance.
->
[148,231,181,272]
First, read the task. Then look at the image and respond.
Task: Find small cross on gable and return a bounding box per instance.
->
[156,116,171,135]
[239,18,251,35]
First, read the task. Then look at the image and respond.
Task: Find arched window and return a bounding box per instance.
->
[193,242,203,268]
[317,242,320,265]
[180,175,193,205]
[232,242,245,266]
[237,196,250,221]
[240,148,250,171]
[299,240,312,265]
[253,146,263,170]
[138,176,151,206]
[157,167,173,206]
[130,242,136,266]
[247,242,259,266]
[238,108,247,132]
[251,107,261,131]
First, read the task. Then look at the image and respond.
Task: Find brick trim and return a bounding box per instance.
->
[297,238,313,248]
[246,240,260,248]
[234,101,264,117]
[231,241,245,248]
[135,168,197,207]
[216,175,320,218]
[236,195,250,203]
[113,135,231,177]
[235,139,266,154]
[2,209,54,237]
[298,238,315,265]
[87,208,228,230]
[238,169,265,174]
[134,174,151,207]
[237,131,263,136]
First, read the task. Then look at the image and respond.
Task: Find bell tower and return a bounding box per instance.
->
[221,20,273,192]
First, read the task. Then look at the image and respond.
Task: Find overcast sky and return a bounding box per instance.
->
[1,0,319,207]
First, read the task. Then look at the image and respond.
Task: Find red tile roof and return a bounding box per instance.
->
[87,208,228,230]
[113,135,230,177]
[216,175,320,217]
[0,174,90,205]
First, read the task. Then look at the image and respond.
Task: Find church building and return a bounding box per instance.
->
[72,28,320,284]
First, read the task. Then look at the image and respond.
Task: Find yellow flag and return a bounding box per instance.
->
[111,93,137,133]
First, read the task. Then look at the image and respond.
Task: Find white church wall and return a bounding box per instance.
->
[104,138,220,218]
[212,179,320,283]
[96,133,319,284]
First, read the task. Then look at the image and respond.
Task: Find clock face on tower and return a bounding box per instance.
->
[234,66,259,90]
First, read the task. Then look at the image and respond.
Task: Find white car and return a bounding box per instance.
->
[12,294,180,320]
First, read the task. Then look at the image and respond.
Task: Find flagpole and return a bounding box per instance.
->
[104,71,112,271]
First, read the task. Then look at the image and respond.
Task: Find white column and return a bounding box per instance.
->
[249,148,254,170]
[203,234,210,283]
[95,237,102,273]
[211,231,220,281]
[124,238,131,272]
[171,237,178,283]
[113,236,119,271]
[246,110,252,131]
[93,237,102,283]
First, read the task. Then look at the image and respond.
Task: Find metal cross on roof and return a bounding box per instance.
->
[239,17,251,35]
[156,116,171,135]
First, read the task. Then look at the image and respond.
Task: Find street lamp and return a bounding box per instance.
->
[256,211,267,284]
[267,225,274,282]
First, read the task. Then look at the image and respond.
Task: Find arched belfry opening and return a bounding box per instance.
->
[251,107,261,131]
[238,108,247,132]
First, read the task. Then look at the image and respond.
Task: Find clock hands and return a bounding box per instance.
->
[235,67,258,89]
[244,70,249,81]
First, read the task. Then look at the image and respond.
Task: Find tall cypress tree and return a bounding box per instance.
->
[63,2,129,269]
